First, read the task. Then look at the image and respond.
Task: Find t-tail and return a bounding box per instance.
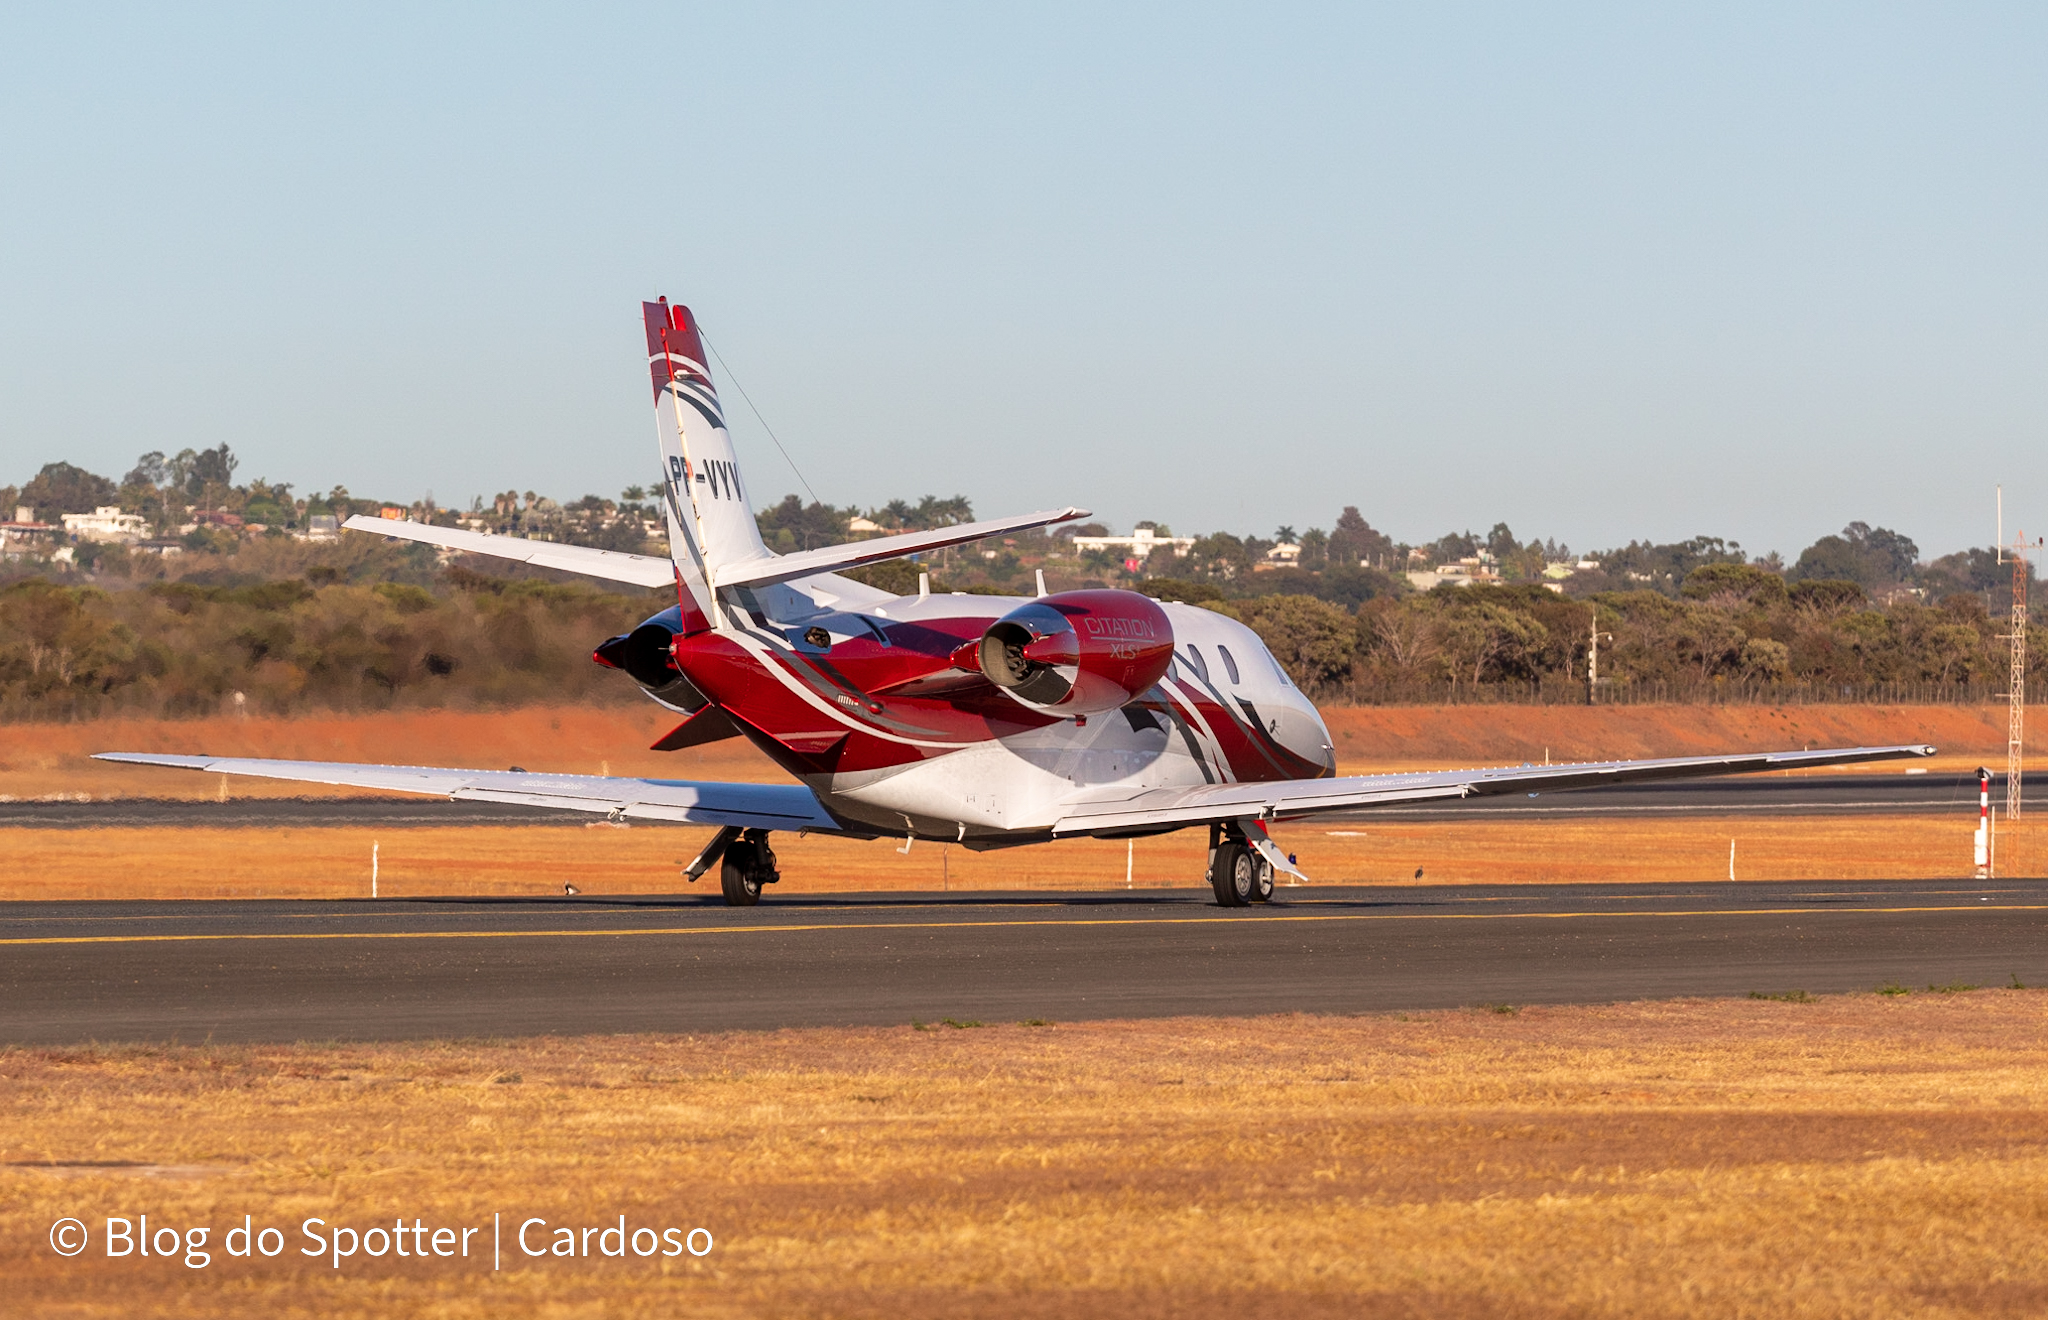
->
[644,298,771,631]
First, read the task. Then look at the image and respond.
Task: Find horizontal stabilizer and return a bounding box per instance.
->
[650,706,742,751]
[93,752,839,832]
[341,515,675,588]
[1052,743,1938,836]
[712,508,1091,591]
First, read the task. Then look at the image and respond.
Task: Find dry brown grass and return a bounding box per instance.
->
[3,703,2009,802]
[1,813,2031,901]
[5,993,2048,1317]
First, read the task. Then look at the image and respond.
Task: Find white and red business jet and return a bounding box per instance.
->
[101,300,1935,906]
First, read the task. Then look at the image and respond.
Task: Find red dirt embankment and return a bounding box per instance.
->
[0,707,779,801]
[1326,704,2004,774]
[0,703,2010,801]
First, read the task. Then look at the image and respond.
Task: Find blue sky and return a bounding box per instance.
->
[3,4,2044,559]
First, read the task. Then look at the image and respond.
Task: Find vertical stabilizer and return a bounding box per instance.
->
[644,299,771,629]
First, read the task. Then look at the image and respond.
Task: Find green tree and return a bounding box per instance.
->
[1790,522,1919,589]
[1921,623,1986,683]
[187,444,238,497]
[1434,599,1548,685]
[20,462,117,515]
[1185,532,1252,581]
[1138,578,1224,604]
[1328,507,1396,568]
[757,494,853,552]
[1681,562,1788,605]
[1237,595,1357,688]
[1738,637,1791,679]
[1788,579,1867,612]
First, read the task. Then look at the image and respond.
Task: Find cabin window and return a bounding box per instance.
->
[1217,644,1241,685]
[1182,647,1209,683]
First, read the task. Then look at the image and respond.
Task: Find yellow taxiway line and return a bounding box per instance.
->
[2,904,2043,947]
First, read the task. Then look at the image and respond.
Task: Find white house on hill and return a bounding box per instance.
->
[60,506,148,543]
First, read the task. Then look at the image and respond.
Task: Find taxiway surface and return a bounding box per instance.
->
[4,879,2042,1043]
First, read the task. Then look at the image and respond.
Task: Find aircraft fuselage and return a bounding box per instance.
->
[646,590,1335,845]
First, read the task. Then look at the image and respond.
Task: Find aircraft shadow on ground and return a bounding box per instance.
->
[378,889,1463,912]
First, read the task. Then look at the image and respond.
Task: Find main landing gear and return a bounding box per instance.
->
[686,826,781,907]
[721,829,780,906]
[1208,825,1274,908]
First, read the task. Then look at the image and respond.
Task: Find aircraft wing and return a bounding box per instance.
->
[341,515,675,588]
[91,753,841,831]
[712,507,1092,591]
[1050,742,1938,836]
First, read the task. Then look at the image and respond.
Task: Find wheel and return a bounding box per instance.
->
[720,838,764,907]
[720,849,762,906]
[1249,852,1275,903]
[1209,841,1256,907]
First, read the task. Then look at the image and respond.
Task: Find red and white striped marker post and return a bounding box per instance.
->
[1975,767,1991,879]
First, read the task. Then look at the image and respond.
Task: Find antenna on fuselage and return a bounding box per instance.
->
[917,571,930,603]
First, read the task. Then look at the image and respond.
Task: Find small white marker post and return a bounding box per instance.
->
[1975,767,1991,880]
[372,840,379,899]
[1126,838,1134,889]
[1728,839,1735,882]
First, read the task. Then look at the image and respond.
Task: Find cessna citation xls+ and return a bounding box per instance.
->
[100,300,1936,906]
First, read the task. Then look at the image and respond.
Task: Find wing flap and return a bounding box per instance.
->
[1051,743,1937,835]
[92,753,839,831]
[341,516,676,588]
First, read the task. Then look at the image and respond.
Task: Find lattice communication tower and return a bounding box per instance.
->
[2005,539,2034,821]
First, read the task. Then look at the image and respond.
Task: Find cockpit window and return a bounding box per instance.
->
[1217,644,1241,685]
[1181,647,1209,683]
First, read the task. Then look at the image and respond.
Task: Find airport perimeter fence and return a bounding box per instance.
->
[1323,679,2048,708]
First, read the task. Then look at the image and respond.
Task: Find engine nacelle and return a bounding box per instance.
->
[976,590,1174,715]
[593,606,710,711]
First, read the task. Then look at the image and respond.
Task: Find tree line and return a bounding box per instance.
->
[1155,563,2045,702]
[0,567,661,723]
[7,452,2042,717]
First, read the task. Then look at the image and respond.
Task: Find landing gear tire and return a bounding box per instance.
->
[720,858,761,906]
[1209,841,1257,908]
[720,830,779,907]
[1249,853,1275,903]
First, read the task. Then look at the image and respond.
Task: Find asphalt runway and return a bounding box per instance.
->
[1,771,2025,829]
[4,879,2043,1044]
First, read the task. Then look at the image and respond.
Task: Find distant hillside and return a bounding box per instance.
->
[5,451,2043,718]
